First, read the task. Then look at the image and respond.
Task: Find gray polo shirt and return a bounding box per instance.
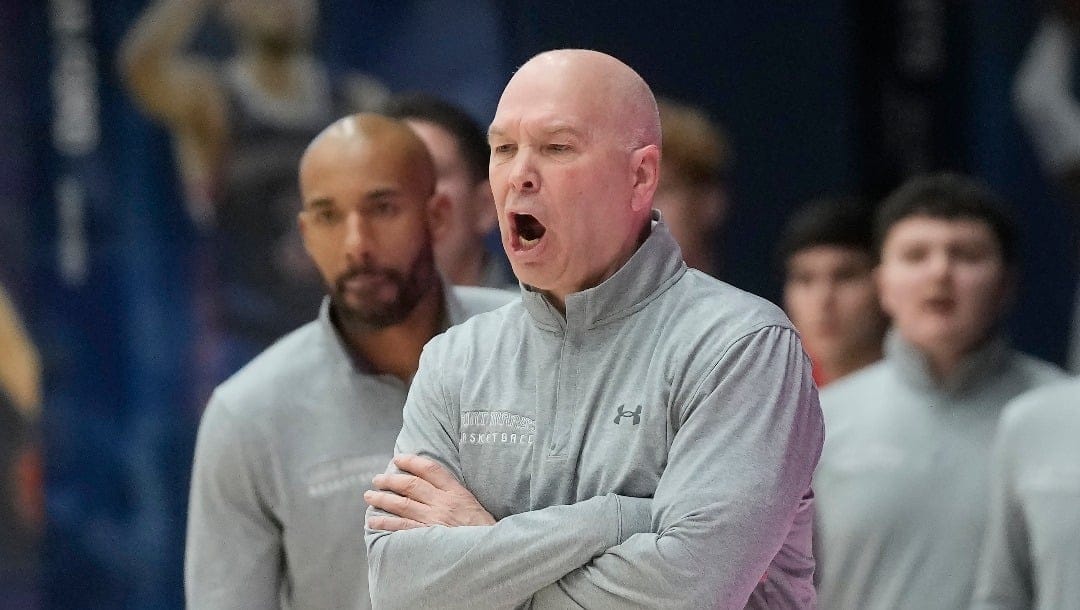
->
[972,378,1080,610]
[814,331,1064,610]
[366,218,824,609]
[185,285,515,609]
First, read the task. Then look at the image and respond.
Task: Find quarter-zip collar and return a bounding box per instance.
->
[886,328,1011,397]
[521,210,687,332]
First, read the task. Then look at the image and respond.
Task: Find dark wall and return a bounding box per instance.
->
[501,1,858,299]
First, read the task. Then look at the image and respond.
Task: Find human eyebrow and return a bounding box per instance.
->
[487,126,505,143]
[365,188,399,202]
[305,197,334,211]
[542,124,582,138]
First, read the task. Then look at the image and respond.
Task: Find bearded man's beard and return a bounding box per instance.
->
[330,246,438,331]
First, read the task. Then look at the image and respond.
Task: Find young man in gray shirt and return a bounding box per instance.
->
[364,49,824,609]
[184,114,514,609]
[972,378,1080,610]
[813,173,1064,610]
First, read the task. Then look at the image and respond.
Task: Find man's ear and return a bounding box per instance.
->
[297,210,313,255]
[427,192,452,243]
[472,180,498,235]
[630,144,660,213]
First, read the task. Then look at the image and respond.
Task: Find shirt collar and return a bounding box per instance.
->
[885,327,1010,396]
[520,209,687,331]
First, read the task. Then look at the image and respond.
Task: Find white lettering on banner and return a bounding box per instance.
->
[48,0,99,288]
[49,0,100,156]
[56,176,88,285]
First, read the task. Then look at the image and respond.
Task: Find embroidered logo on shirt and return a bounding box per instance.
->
[459,410,536,446]
[613,404,642,425]
[306,454,389,499]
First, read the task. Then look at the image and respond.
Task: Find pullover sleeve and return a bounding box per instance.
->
[185,394,283,609]
[529,325,824,609]
[364,341,653,610]
[971,408,1034,610]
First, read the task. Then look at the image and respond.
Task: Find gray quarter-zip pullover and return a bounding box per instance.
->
[366,218,824,609]
[814,331,1064,610]
[973,378,1080,610]
[185,285,515,609]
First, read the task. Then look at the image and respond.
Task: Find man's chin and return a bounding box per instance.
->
[331,294,408,329]
[508,264,549,290]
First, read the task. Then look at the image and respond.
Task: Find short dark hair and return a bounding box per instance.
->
[874,172,1018,265]
[777,197,874,269]
[381,93,489,185]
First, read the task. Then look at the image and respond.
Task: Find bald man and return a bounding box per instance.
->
[184,114,514,609]
[364,50,823,609]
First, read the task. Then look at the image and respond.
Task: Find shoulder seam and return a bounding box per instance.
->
[687,323,799,403]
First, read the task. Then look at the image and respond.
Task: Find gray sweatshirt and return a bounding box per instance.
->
[185,285,515,609]
[814,331,1064,610]
[972,378,1080,610]
[365,219,824,610]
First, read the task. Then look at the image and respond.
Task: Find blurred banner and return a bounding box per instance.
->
[15,1,508,608]
[39,0,197,606]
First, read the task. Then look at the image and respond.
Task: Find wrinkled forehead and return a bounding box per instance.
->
[491,63,613,137]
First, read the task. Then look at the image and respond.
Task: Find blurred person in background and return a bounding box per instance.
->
[813,172,1065,610]
[1013,0,1080,372]
[0,285,43,608]
[972,375,1080,609]
[119,0,387,381]
[184,114,513,608]
[654,97,731,277]
[382,93,514,288]
[969,9,1080,601]
[778,197,887,387]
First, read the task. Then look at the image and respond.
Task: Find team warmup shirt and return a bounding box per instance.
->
[365,217,825,609]
[813,332,1064,610]
[185,285,515,609]
[972,378,1080,610]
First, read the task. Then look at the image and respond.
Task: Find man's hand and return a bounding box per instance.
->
[365,454,496,532]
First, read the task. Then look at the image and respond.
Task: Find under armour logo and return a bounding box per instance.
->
[613,404,642,425]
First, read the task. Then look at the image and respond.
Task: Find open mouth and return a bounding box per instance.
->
[923,296,956,314]
[513,213,547,251]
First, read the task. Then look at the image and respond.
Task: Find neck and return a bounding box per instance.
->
[818,344,882,385]
[336,283,444,383]
[923,348,966,383]
[681,239,718,277]
[547,218,651,315]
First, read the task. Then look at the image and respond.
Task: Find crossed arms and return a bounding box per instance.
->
[364,325,824,609]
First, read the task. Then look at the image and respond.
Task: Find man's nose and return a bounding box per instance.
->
[509,149,539,193]
[927,251,952,278]
[818,281,839,307]
[344,212,375,262]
